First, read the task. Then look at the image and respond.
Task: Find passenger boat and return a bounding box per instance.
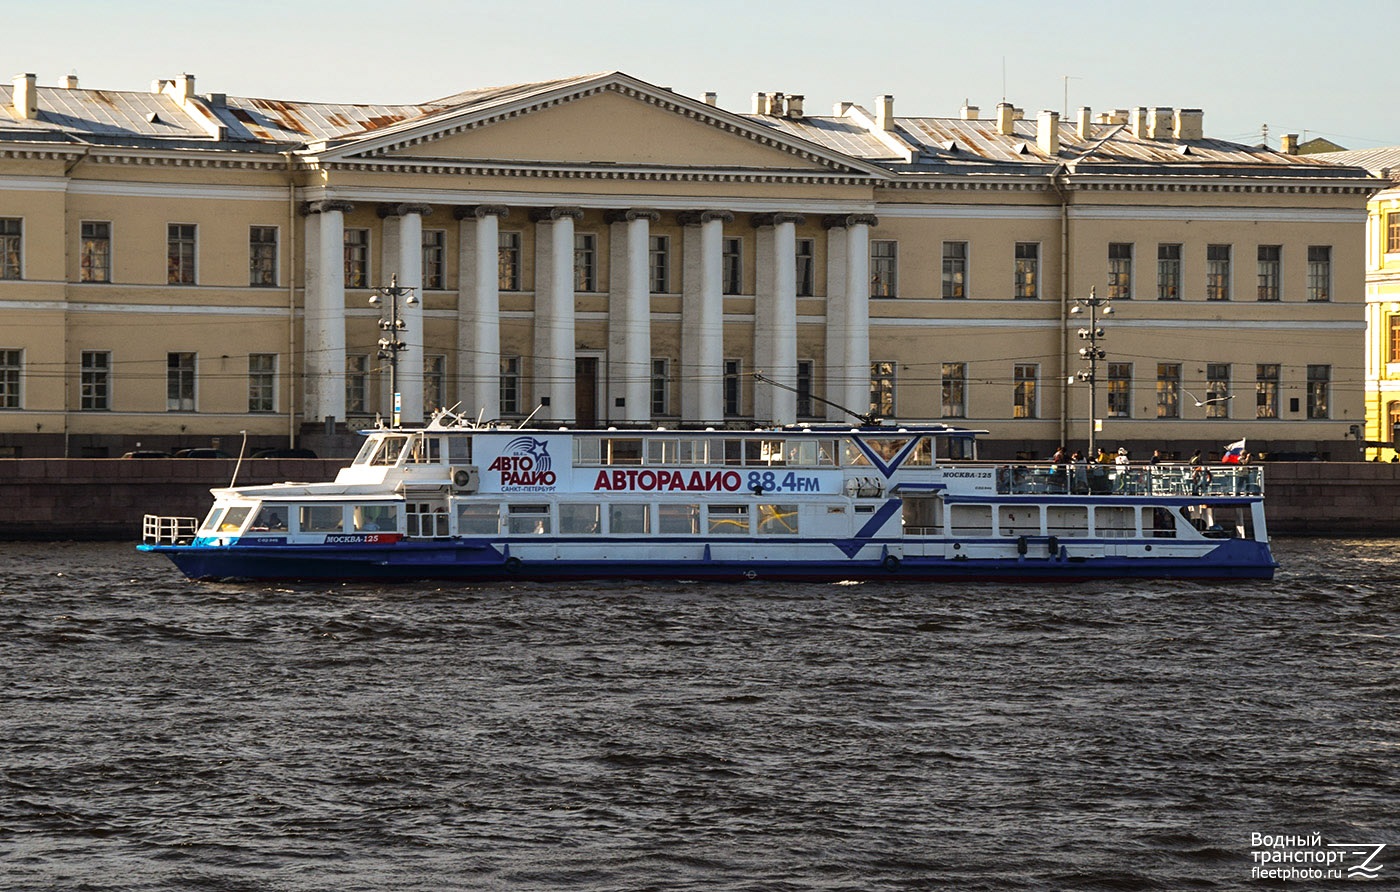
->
[139,411,1276,582]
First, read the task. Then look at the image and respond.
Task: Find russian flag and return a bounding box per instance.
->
[1221,438,1247,464]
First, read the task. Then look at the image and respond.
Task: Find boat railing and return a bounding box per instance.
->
[993,463,1264,497]
[143,514,199,545]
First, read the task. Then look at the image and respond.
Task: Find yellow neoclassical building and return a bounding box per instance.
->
[0,70,1379,458]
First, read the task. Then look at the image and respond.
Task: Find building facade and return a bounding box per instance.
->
[1363,178,1400,459]
[0,71,1378,458]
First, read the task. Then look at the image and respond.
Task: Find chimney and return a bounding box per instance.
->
[1281,133,1299,155]
[12,73,37,119]
[751,92,766,114]
[1077,106,1092,139]
[876,94,895,131]
[996,101,1015,135]
[1149,107,1173,140]
[703,91,717,107]
[169,73,196,103]
[1174,108,1203,140]
[62,74,79,90]
[960,102,979,120]
[785,94,804,118]
[1130,107,1149,138]
[1037,109,1060,155]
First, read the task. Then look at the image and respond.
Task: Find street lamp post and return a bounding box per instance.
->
[1070,287,1113,457]
[369,274,418,428]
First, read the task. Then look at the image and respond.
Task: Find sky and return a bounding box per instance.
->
[10,0,1398,150]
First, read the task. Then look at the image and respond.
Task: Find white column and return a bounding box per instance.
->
[380,203,430,424]
[823,219,849,422]
[531,207,582,423]
[457,205,507,420]
[302,200,352,426]
[607,209,659,424]
[681,210,731,423]
[753,213,802,424]
[843,216,875,418]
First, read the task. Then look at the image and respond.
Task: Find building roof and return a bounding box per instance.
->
[1309,146,1400,180]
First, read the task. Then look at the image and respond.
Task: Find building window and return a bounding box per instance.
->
[81,221,111,283]
[498,231,521,291]
[1388,213,1400,253]
[1206,244,1231,301]
[1157,244,1182,300]
[870,240,897,298]
[1107,242,1133,299]
[1206,363,1231,419]
[1156,363,1181,418]
[500,355,521,415]
[942,241,968,299]
[871,360,896,419]
[0,218,21,280]
[167,223,196,285]
[425,354,445,412]
[248,353,275,413]
[1257,245,1281,301]
[166,352,195,412]
[81,350,110,411]
[724,359,743,416]
[0,349,21,409]
[650,235,669,294]
[422,230,445,290]
[1107,362,1132,417]
[651,358,670,416]
[574,233,597,293]
[796,238,815,297]
[723,237,743,295]
[346,354,368,414]
[1256,363,1280,419]
[1012,364,1037,419]
[344,229,369,288]
[941,362,966,417]
[248,226,277,287]
[1391,317,1400,363]
[1307,365,1330,419]
[796,360,814,417]
[1014,243,1038,299]
[1307,246,1331,302]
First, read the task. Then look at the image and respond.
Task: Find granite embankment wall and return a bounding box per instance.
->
[0,459,1396,541]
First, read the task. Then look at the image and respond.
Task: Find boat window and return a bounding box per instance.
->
[647,438,679,464]
[574,437,601,465]
[1150,507,1177,539]
[843,439,870,467]
[784,439,835,468]
[949,504,993,536]
[904,438,934,467]
[406,502,449,538]
[945,436,976,461]
[447,435,472,464]
[353,504,397,533]
[997,505,1039,537]
[658,503,700,534]
[216,506,252,533]
[903,496,943,536]
[609,503,650,534]
[707,504,750,535]
[757,504,799,535]
[456,503,500,535]
[677,438,708,464]
[722,439,744,466]
[607,438,643,465]
[1046,505,1089,538]
[864,438,908,463]
[370,436,409,466]
[559,503,601,535]
[407,436,442,464]
[299,505,344,533]
[747,439,786,465]
[199,506,226,533]
[352,439,378,466]
[250,505,288,531]
[1095,506,1136,538]
[507,505,551,535]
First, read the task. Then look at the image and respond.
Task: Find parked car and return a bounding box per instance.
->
[121,450,172,459]
[173,448,233,459]
[252,448,319,459]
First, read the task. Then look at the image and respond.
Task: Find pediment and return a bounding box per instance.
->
[323,77,878,176]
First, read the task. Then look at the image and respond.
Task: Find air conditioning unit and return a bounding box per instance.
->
[449,465,479,493]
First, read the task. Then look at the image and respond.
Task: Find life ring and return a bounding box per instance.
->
[744,569,758,580]
[503,556,523,574]
[882,554,900,573]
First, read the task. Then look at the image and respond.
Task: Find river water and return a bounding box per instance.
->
[1,538,1395,890]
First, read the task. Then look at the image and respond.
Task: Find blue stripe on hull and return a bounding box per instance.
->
[140,541,1276,583]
